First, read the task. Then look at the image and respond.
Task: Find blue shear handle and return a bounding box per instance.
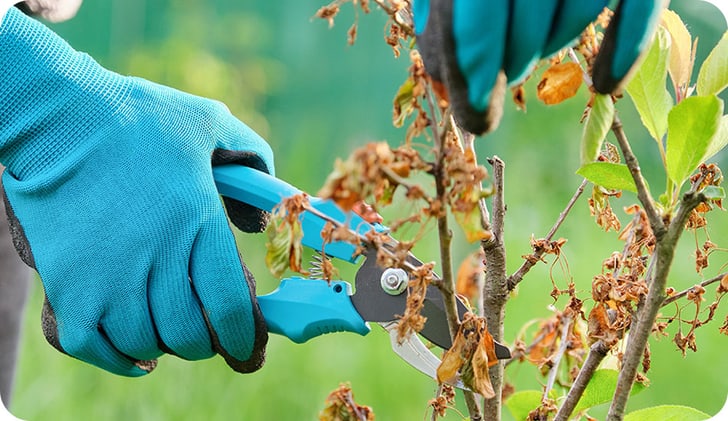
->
[257,277,371,343]
[213,164,377,263]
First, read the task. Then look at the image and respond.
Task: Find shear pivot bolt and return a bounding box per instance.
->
[381,268,408,295]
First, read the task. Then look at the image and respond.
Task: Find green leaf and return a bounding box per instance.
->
[505,390,543,421]
[581,94,615,164]
[661,9,694,93]
[393,78,415,128]
[697,31,728,96]
[624,405,711,421]
[666,95,723,186]
[577,162,639,193]
[702,115,728,163]
[626,27,673,142]
[572,369,646,414]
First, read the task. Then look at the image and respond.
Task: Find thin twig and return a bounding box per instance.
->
[662,273,727,306]
[554,341,610,421]
[427,91,483,421]
[610,116,665,238]
[430,384,443,421]
[301,199,426,276]
[481,156,508,421]
[504,330,548,368]
[508,178,589,290]
[544,317,572,400]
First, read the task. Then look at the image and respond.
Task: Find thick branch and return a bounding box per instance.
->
[606,191,706,420]
[554,341,610,421]
[481,156,507,420]
[508,178,588,290]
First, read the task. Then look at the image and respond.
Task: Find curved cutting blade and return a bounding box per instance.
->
[379,321,466,389]
[351,249,511,359]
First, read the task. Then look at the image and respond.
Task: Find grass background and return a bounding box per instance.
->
[6,0,728,419]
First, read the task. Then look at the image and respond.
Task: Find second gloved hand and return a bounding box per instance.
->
[0,8,272,376]
[413,0,664,135]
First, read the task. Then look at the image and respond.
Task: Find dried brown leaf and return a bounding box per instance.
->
[456,250,485,303]
[319,383,375,421]
[315,4,340,28]
[436,313,497,398]
[265,194,310,277]
[537,62,583,105]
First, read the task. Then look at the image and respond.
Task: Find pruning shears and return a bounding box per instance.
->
[213,165,511,384]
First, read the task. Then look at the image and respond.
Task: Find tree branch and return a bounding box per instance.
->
[481,156,508,420]
[554,341,610,421]
[427,94,483,421]
[606,191,706,420]
[662,272,727,306]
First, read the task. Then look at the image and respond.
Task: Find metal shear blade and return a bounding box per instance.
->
[379,321,466,390]
[351,248,512,359]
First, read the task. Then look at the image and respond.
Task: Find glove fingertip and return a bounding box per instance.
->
[593,0,664,94]
[201,272,268,374]
[42,296,156,376]
[189,218,268,373]
[453,71,507,135]
[217,262,268,373]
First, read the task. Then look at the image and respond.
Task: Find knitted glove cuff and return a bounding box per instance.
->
[0,7,131,181]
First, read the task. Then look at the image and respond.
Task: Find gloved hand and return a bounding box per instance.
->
[0,7,272,376]
[413,0,664,134]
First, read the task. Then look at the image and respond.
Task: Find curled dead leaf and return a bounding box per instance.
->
[265,194,310,277]
[537,62,583,105]
[719,274,728,294]
[319,383,374,421]
[436,313,497,398]
[456,250,485,303]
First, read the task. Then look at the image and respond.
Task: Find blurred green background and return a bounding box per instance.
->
[7,0,728,419]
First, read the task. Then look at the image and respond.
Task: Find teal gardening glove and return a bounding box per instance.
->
[0,7,273,376]
[413,0,665,134]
